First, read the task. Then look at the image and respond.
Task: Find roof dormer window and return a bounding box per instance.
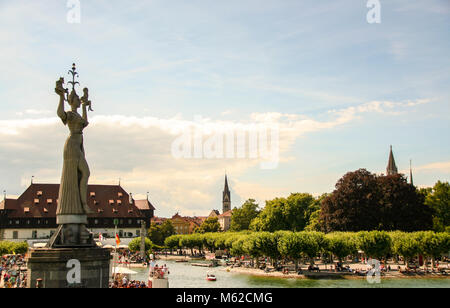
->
[37,191,43,196]
[90,192,96,197]
[47,199,52,204]
[34,199,39,204]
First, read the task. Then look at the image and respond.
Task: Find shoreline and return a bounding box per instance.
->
[224,266,449,280]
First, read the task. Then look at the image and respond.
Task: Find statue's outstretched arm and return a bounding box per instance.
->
[57,94,66,121]
[55,79,67,123]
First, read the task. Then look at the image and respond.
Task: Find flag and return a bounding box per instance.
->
[115,233,120,246]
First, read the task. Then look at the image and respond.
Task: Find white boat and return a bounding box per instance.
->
[147,264,169,288]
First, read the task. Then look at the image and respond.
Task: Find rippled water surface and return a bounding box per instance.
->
[128,260,450,288]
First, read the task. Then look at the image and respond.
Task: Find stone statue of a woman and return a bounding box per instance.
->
[55,80,93,222]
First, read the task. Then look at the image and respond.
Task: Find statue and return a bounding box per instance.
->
[27,64,111,289]
[49,63,95,247]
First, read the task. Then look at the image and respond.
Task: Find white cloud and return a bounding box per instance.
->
[0,98,434,216]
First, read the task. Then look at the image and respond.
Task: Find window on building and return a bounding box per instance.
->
[128,219,132,225]
[119,230,123,237]
[15,220,19,225]
[118,192,123,197]
[136,230,140,237]
[117,200,122,205]
[94,219,98,225]
[13,231,18,239]
[34,199,39,204]
[37,191,43,196]
[90,192,96,197]
[47,199,52,204]
[32,230,37,239]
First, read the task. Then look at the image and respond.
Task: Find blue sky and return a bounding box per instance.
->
[0,0,449,217]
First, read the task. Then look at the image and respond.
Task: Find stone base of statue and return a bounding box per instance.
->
[26,247,111,288]
[26,213,111,288]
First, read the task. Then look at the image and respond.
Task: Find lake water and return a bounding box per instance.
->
[129,260,450,288]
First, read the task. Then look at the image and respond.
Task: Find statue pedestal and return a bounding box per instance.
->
[26,247,111,288]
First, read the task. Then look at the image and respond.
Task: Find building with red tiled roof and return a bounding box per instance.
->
[0,183,155,242]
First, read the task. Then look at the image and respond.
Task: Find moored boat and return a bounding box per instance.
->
[206,273,217,281]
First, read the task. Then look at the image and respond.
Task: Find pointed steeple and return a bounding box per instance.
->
[386,145,398,175]
[222,174,231,213]
[409,159,414,186]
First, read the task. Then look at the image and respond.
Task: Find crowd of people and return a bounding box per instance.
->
[0,254,27,288]
[109,274,148,288]
[116,250,149,266]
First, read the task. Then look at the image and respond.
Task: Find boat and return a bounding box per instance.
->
[206,273,216,281]
[147,264,169,288]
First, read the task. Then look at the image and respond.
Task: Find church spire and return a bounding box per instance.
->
[410,159,414,186]
[222,174,231,213]
[386,145,398,175]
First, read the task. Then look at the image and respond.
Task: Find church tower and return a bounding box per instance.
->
[386,145,398,175]
[222,174,231,213]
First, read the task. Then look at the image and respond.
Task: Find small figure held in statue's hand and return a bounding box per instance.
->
[55,77,68,96]
[81,87,93,111]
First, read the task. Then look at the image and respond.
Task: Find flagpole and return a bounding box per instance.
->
[113,222,118,279]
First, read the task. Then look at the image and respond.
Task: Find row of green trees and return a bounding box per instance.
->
[164,231,450,269]
[0,241,28,255]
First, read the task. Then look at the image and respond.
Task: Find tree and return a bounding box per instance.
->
[230,199,260,231]
[164,235,182,253]
[128,237,153,253]
[196,217,221,233]
[377,174,433,231]
[250,193,317,232]
[321,169,433,232]
[326,232,358,263]
[357,231,391,260]
[296,231,326,266]
[321,169,380,232]
[390,231,420,268]
[424,181,450,232]
[148,220,175,246]
[277,232,302,271]
[417,231,450,269]
[230,235,249,257]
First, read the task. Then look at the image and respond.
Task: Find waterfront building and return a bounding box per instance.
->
[170,213,206,234]
[217,210,232,231]
[0,183,155,242]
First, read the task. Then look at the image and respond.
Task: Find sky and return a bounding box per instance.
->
[0,0,449,217]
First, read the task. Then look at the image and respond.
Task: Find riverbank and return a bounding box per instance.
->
[224,266,449,280]
[157,255,204,261]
